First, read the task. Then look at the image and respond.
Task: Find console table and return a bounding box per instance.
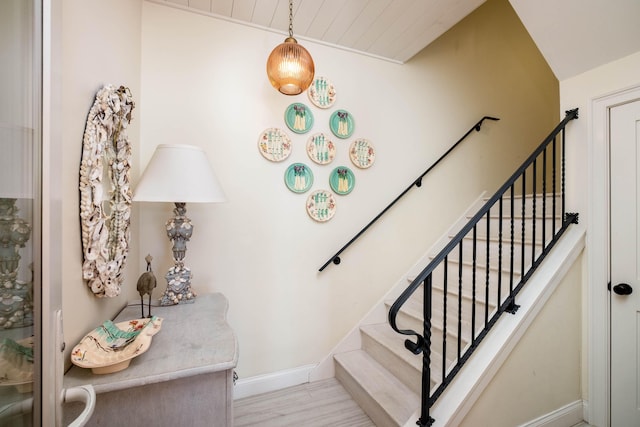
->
[63,293,238,426]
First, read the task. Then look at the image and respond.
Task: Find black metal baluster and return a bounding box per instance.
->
[542,147,547,246]
[419,274,434,427]
[485,207,490,327]
[532,159,537,266]
[508,185,516,313]
[472,225,477,341]
[442,258,448,383]
[521,171,526,280]
[498,196,503,307]
[457,241,463,362]
[552,135,557,233]
[561,128,566,222]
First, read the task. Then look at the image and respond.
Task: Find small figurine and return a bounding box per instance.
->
[136,254,157,318]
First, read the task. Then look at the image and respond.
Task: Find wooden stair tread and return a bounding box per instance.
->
[335,350,419,426]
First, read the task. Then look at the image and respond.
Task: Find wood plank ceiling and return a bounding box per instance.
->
[153,0,486,63]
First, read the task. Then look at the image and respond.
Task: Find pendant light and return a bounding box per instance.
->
[266,0,315,95]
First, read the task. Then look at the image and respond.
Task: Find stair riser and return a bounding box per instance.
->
[482,194,561,218]
[403,289,495,346]
[407,257,526,293]
[361,330,424,395]
[432,288,498,335]
[391,304,476,367]
[335,359,401,427]
[473,217,561,242]
[444,240,542,271]
[411,264,520,306]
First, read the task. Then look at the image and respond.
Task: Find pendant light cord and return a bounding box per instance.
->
[288,0,294,38]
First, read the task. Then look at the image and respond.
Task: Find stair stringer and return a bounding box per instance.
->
[405,226,585,427]
[309,192,490,383]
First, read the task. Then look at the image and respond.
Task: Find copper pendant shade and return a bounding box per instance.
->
[266,1,315,95]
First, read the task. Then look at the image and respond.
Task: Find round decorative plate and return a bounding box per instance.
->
[329,166,355,195]
[284,103,314,134]
[307,76,336,109]
[329,109,354,139]
[258,128,292,162]
[284,163,314,193]
[349,138,376,169]
[306,190,336,222]
[71,317,163,374]
[306,133,336,165]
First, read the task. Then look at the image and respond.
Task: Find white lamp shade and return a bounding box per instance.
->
[133,144,226,203]
[0,124,33,199]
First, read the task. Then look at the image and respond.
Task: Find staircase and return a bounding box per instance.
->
[309,109,580,426]
[330,193,563,426]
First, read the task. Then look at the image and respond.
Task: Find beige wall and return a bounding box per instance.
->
[138,0,558,379]
[561,50,640,425]
[459,252,583,426]
[60,0,142,365]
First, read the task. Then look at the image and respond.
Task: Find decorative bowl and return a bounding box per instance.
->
[71,316,163,374]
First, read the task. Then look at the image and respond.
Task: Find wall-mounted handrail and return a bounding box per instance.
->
[388,108,579,426]
[318,116,500,272]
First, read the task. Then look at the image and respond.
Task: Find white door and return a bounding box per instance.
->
[611,98,640,426]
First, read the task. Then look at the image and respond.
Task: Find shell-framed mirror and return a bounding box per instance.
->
[79,85,134,297]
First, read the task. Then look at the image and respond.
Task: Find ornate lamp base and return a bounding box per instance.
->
[159,202,202,306]
[159,263,197,306]
[0,198,33,329]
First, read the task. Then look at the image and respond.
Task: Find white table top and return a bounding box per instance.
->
[64,293,238,394]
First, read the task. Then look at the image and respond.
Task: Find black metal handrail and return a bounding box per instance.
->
[388,109,579,426]
[319,116,500,272]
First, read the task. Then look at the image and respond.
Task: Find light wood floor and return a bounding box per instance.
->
[234,378,593,427]
[234,378,375,427]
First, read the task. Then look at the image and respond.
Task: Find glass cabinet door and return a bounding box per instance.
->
[0,0,41,425]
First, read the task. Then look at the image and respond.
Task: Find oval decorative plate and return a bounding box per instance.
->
[306,190,336,222]
[306,133,336,165]
[349,138,376,169]
[258,128,292,162]
[307,76,336,109]
[284,163,314,193]
[329,109,354,139]
[284,103,314,134]
[71,316,163,374]
[329,166,355,195]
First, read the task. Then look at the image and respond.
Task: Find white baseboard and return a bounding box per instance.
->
[518,400,585,427]
[233,364,316,400]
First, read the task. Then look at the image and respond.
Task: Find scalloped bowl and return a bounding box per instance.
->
[71,316,163,374]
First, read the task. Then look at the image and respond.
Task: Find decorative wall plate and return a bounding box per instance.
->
[284,163,313,193]
[349,138,376,169]
[258,128,292,162]
[306,133,336,165]
[70,316,163,374]
[329,166,355,195]
[329,109,354,139]
[306,190,336,222]
[284,103,314,134]
[307,76,336,109]
[0,336,34,393]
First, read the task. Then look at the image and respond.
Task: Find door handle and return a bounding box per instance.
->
[63,384,96,427]
[613,283,633,295]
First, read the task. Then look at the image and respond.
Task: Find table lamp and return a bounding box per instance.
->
[133,144,226,306]
[0,124,34,329]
